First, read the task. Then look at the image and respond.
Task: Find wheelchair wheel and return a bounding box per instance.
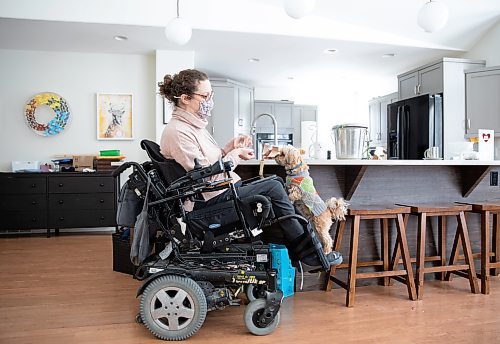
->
[140,275,207,341]
[244,299,280,336]
[245,284,266,302]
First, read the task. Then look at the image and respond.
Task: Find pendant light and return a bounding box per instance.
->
[284,0,316,19]
[165,0,192,45]
[417,0,449,33]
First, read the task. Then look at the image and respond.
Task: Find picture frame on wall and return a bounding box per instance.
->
[96,93,133,140]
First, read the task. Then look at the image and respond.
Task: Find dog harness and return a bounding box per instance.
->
[286,170,327,216]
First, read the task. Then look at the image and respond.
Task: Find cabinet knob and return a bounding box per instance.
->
[58,183,63,187]
[99,199,104,203]
[99,216,105,220]
[59,217,64,221]
[30,183,36,188]
[31,201,37,205]
[99,183,104,187]
[32,217,37,222]
[58,200,64,204]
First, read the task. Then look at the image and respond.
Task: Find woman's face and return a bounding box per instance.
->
[181,79,213,116]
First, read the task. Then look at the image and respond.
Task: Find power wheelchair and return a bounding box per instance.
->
[113,139,331,341]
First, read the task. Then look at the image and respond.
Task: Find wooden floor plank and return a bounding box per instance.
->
[0,235,499,344]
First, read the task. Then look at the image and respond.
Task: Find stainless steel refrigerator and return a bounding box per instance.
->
[387,94,443,160]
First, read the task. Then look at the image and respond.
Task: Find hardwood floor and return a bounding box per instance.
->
[0,234,499,344]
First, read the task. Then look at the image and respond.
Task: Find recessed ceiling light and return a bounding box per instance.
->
[114,35,128,41]
[382,53,396,58]
[323,49,338,54]
[248,58,260,63]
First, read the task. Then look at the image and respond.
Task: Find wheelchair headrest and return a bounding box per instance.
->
[140,139,187,185]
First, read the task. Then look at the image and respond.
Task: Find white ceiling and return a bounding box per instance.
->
[1,0,499,87]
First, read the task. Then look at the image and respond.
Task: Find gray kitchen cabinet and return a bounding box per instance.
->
[398,62,443,99]
[292,104,318,147]
[254,100,294,133]
[465,66,500,136]
[368,92,398,147]
[208,78,254,147]
[397,57,485,159]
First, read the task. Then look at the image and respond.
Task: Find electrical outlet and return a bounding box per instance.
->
[490,171,498,186]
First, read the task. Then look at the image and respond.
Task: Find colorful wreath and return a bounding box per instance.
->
[25,92,70,136]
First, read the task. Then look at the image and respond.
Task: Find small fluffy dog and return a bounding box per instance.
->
[263,145,348,254]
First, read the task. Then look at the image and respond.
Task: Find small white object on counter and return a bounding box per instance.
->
[478,129,495,160]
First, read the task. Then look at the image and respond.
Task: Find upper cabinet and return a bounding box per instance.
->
[254,100,294,132]
[208,78,254,147]
[368,92,398,147]
[465,66,500,137]
[398,62,443,99]
[398,57,486,159]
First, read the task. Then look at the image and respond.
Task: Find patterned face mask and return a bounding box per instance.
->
[197,98,214,119]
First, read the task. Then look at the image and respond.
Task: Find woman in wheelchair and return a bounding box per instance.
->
[158,69,342,271]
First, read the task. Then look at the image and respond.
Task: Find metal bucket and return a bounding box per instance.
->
[331,124,368,159]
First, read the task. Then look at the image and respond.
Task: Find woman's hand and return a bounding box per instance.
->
[223,135,253,155]
[237,148,255,160]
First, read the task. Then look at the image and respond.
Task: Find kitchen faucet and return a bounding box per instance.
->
[251,113,278,146]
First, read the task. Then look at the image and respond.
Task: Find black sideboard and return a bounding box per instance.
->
[0,172,118,237]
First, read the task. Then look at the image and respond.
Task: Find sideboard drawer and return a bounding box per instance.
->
[48,210,116,228]
[49,176,114,193]
[0,176,46,194]
[0,195,47,211]
[0,211,48,229]
[48,193,115,210]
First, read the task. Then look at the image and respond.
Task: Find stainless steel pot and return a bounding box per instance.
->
[331,124,368,159]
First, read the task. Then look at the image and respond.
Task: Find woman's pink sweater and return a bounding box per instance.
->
[160,107,242,209]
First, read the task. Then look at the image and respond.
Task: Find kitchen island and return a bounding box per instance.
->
[235,159,500,290]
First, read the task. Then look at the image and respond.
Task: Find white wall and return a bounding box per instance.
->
[0,49,156,172]
[461,20,500,66]
[155,50,194,141]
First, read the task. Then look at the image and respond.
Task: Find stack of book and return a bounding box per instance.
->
[95,150,125,173]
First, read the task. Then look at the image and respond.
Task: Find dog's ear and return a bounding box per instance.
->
[299,148,306,155]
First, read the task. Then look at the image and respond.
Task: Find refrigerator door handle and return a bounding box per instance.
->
[402,105,410,159]
[396,106,402,158]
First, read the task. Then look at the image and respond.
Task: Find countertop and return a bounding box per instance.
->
[238,159,500,166]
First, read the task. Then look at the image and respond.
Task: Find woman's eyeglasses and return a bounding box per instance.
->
[192,91,214,100]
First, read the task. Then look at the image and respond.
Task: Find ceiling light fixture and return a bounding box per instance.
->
[165,0,192,45]
[417,0,449,33]
[113,35,128,41]
[248,58,260,63]
[382,53,396,58]
[284,0,316,19]
[323,48,338,54]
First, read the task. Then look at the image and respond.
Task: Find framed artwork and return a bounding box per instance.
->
[25,92,71,136]
[96,93,133,140]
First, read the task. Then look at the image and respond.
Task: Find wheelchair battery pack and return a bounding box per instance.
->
[112,232,136,275]
[270,244,295,298]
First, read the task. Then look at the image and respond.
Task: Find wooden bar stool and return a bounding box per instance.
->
[326,204,417,307]
[396,203,479,299]
[455,201,500,294]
